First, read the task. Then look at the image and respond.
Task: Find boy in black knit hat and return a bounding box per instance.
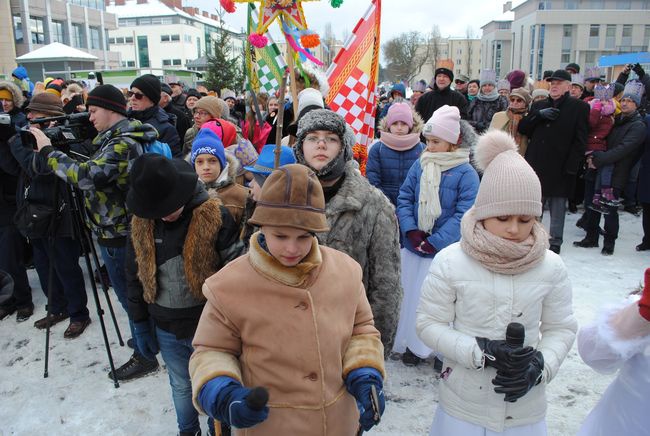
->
[30,84,162,380]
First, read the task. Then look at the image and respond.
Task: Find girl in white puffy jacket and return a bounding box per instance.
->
[416,130,578,436]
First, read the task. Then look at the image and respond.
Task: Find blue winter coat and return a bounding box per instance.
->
[366,141,425,206]
[397,159,479,257]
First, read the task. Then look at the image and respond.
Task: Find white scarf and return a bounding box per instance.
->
[418,149,470,233]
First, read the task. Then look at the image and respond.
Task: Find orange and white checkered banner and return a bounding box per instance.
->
[325,0,381,175]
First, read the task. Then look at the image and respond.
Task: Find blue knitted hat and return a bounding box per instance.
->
[191,128,226,168]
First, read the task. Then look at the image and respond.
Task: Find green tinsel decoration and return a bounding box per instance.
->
[331,0,344,8]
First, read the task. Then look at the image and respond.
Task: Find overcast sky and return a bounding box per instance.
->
[189,0,512,43]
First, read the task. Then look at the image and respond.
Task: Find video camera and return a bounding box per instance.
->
[21,112,93,150]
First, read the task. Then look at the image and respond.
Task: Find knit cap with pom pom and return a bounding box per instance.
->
[473,130,542,220]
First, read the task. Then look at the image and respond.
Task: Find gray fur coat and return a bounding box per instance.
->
[317,161,402,355]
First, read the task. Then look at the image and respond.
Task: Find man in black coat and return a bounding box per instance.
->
[574,89,647,255]
[518,69,589,254]
[415,67,468,122]
[127,74,182,158]
[160,83,191,143]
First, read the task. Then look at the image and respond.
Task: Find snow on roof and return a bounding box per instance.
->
[107,0,242,34]
[15,42,99,62]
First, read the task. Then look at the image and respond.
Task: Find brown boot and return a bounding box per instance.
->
[64,318,91,339]
[33,312,69,329]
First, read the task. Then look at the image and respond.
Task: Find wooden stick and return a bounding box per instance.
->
[274,70,289,168]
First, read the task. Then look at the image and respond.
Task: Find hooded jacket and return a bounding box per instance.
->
[366,113,426,206]
[0,81,27,129]
[202,154,251,230]
[129,105,182,158]
[40,119,157,245]
[126,184,242,339]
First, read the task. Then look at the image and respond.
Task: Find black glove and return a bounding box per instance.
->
[493,351,544,402]
[537,107,560,121]
[476,337,535,373]
[633,63,645,79]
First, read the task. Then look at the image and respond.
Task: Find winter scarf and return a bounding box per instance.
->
[460,207,549,275]
[379,131,421,151]
[250,232,322,288]
[506,107,527,146]
[418,149,470,233]
[468,94,477,102]
[477,89,500,102]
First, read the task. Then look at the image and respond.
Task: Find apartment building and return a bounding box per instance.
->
[106,0,245,70]
[482,0,650,79]
[5,0,119,78]
[411,38,482,83]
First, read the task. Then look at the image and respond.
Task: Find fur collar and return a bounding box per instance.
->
[325,161,377,215]
[131,198,223,303]
[202,154,239,191]
[248,231,322,288]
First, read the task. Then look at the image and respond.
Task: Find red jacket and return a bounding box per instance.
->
[587,108,614,152]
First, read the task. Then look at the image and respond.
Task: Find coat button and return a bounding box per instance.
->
[296,301,309,310]
[307,372,318,381]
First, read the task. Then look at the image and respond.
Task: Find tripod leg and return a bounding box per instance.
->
[43,237,56,379]
[88,240,124,346]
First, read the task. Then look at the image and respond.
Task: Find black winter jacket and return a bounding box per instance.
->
[415,85,468,123]
[592,111,647,191]
[125,185,243,339]
[519,92,590,197]
[468,96,508,134]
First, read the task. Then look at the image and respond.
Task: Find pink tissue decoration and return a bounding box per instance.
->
[249,33,269,48]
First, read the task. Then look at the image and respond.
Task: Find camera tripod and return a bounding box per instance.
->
[41,177,125,388]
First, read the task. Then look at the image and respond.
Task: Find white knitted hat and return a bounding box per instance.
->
[473,130,542,220]
[297,88,324,115]
[422,105,460,144]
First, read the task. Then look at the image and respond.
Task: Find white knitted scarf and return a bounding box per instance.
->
[418,149,470,233]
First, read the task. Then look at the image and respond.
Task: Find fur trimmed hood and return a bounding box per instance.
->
[0,81,25,108]
[379,106,424,134]
[459,119,479,150]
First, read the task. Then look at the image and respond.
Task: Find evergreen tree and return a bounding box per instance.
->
[204,27,244,92]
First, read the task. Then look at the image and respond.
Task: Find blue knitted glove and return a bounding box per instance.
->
[345,368,385,431]
[199,376,269,429]
[133,321,158,360]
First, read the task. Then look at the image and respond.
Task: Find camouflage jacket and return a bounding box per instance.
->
[41,118,157,244]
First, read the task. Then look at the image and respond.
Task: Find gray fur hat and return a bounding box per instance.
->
[0,81,25,108]
[294,109,355,164]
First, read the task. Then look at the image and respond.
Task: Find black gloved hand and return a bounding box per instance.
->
[538,107,560,121]
[493,351,544,402]
[476,337,535,373]
[633,63,645,79]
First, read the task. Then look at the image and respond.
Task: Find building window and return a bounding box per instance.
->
[537,24,545,80]
[137,35,150,68]
[162,59,172,66]
[585,51,596,65]
[127,60,135,67]
[171,34,180,42]
[161,17,174,24]
[622,24,632,46]
[30,17,45,45]
[72,23,85,48]
[529,25,536,79]
[588,0,604,8]
[151,17,162,25]
[115,36,124,44]
[119,18,137,26]
[563,24,572,38]
[51,20,65,44]
[605,25,616,49]
[139,18,151,25]
[644,25,650,47]
[125,36,133,44]
[161,35,170,42]
[589,24,600,49]
[538,1,551,9]
[90,27,101,49]
[172,59,182,66]
[564,0,578,8]
[561,51,571,63]
[184,34,192,43]
[456,59,462,65]
[108,37,115,44]
[13,15,23,43]
[616,0,631,9]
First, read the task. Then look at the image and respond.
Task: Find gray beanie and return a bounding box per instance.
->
[294,109,355,181]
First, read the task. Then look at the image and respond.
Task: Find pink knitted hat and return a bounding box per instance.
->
[422,105,460,144]
[385,102,413,129]
[472,130,542,220]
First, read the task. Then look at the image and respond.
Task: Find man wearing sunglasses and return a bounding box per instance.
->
[453,74,470,98]
[127,74,182,158]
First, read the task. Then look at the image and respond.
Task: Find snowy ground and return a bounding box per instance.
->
[1,210,648,435]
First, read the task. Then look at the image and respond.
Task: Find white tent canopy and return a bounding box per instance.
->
[16,42,98,62]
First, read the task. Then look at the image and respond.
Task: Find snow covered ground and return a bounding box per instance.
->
[1,210,648,435]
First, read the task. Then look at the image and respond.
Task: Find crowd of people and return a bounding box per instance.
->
[0,58,648,436]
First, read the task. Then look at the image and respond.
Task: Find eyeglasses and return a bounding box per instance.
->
[454,80,466,84]
[509,97,525,103]
[127,91,145,100]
